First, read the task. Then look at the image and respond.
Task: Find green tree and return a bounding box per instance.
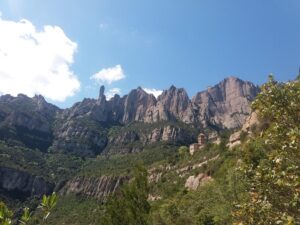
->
[0,202,13,225]
[103,164,151,225]
[234,76,300,224]
[0,193,57,225]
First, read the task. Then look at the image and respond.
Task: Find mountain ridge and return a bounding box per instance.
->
[0,76,260,156]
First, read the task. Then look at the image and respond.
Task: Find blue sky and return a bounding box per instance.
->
[0,0,299,108]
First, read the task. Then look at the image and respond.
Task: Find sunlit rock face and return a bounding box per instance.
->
[192,76,260,129]
[60,176,127,201]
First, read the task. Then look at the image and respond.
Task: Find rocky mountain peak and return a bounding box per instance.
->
[136,86,143,91]
[168,85,177,91]
[33,95,48,109]
[99,85,105,98]
[122,87,157,122]
[98,85,106,104]
[144,86,194,124]
[192,76,260,129]
[0,94,14,103]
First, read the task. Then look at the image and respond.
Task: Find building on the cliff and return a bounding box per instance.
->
[189,133,206,155]
[189,143,199,155]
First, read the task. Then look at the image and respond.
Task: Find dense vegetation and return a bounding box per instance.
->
[234,76,300,224]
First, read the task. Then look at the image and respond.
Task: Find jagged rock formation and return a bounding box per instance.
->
[60,176,126,200]
[144,86,195,123]
[228,110,260,148]
[192,77,260,129]
[0,167,54,200]
[0,77,260,156]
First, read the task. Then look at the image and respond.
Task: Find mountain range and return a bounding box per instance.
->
[0,76,259,157]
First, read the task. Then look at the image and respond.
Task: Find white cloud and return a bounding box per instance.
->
[106,88,121,100]
[91,65,125,84]
[0,17,80,102]
[143,88,163,98]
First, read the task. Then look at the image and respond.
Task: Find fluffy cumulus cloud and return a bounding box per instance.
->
[90,65,125,84]
[0,17,80,102]
[143,88,163,98]
[106,88,121,100]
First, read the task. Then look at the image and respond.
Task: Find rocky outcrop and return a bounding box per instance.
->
[228,110,260,148]
[144,86,194,123]
[185,173,213,191]
[0,167,54,199]
[0,94,59,151]
[122,87,157,122]
[192,77,260,129]
[60,176,126,201]
[241,110,259,134]
[228,131,242,148]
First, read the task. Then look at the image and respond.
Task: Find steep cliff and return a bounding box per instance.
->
[0,167,54,200]
[192,76,260,129]
[60,176,126,200]
[144,86,195,124]
[0,94,60,151]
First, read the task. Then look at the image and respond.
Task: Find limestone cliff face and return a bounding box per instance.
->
[145,86,194,124]
[60,176,126,200]
[0,167,54,199]
[0,77,260,156]
[192,77,260,129]
[122,88,157,122]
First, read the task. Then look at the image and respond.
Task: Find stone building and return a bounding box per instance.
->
[189,133,206,155]
[198,133,206,146]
